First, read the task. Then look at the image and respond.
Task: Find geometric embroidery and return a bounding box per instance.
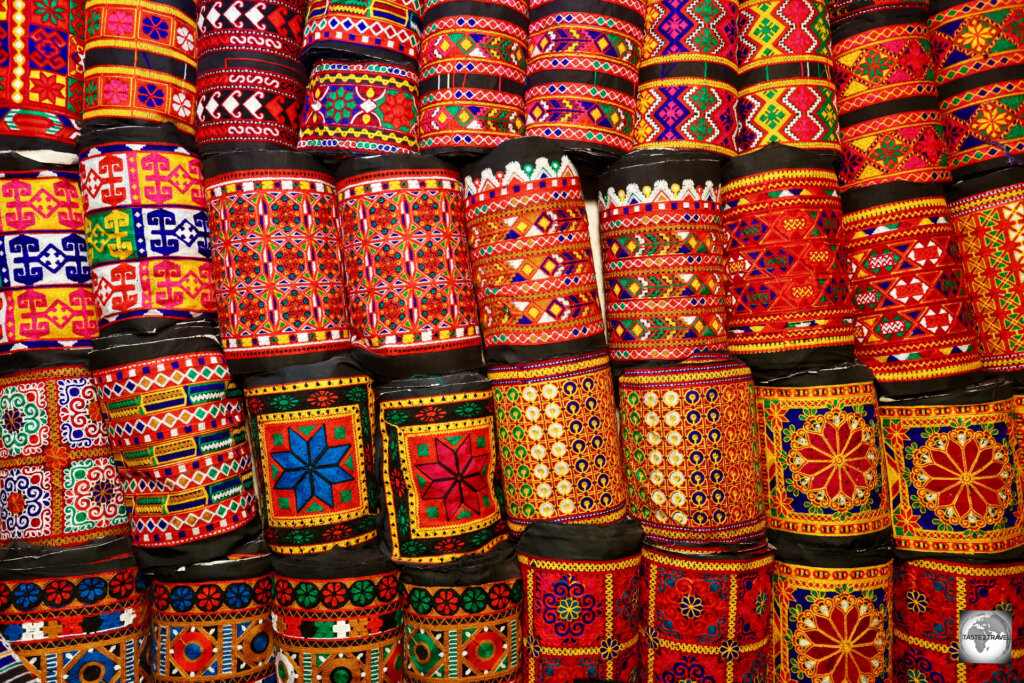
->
[843,190,982,391]
[838,110,950,189]
[950,168,1024,372]
[736,0,832,74]
[756,378,891,545]
[337,162,481,373]
[736,78,841,153]
[380,384,507,564]
[150,556,274,683]
[463,142,605,359]
[0,365,126,546]
[641,545,773,683]
[245,372,378,555]
[723,153,854,362]
[879,391,1024,557]
[598,155,729,362]
[402,556,523,683]
[619,360,766,549]
[302,0,421,64]
[0,551,150,683]
[273,556,403,683]
[0,0,83,155]
[0,167,100,354]
[204,160,351,370]
[78,135,216,328]
[893,558,1024,682]
[772,561,892,683]
[490,352,627,534]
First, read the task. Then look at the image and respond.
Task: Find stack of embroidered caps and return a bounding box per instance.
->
[595,144,774,682]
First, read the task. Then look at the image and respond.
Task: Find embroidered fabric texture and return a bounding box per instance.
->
[243,362,379,555]
[619,360,766,550]
[463,139,606,363]
[272,547,403,683]
[641,545,773,683]
[401,549,523,682]
[417,0,528,157]
[196,0,307,151]
[90,324,259,559]
[336,156,482,378]
[523,0,645,162]
[300,61,418,156]
[0,0,83,157]
[842,184,982,394]
[879,381,1024,559]
[302,0,422,66]
[755,371,891,551]
[772,560,892,683]
[517,521,644,683]
[204,153,352,374]
[894,559,1024,680]
[78,129,216,331]
[598,150,728,363]
[722,147,854,368]
[377,373,508,564]
[490,352,627,534]
[0,165,100,355]
[0,364,127,546]
[0,542,149,683]
[832,16,950,189]
[734,0,840,153]
[83,0,198,133]
[633,0,738,156]
[949,167,1024,372]
[149,553,275,683]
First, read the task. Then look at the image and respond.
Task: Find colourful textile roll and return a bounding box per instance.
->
[272,546,403,683]
[517,520,644,683]
[401,545,523,682]
[302,0,422,66]
[90,322,259,567]
[0,363,127,546]
[734,0,839,153]
[0,0,83,160]
[772,560,893,683]
[83,0,197,134]
[78,126,215,332]
[755,364,891,555]
[950,166,1024,374]
[879,380,1024,560]
[462,138,606,364]
[491,352,627,535]
[598,150,728,364]
[842,183,982,395]
[523,0,645,164]
[196,0,307,152]
[722,146,854,369]
[204,152,351,375]
[832,13,950,189]
[633,0,738,155]
[417,0,528,158]
[299,61,418,156]
[928,0,1024,179]
[243,358,379,555]
[0,633,36,683]
[618,359,766,551]
[149,548,274,683]
[0,537,149,683]
[894,558,1023,677]
[0,161,99,362]
[336,154,482,378]
[640,544,773,683]
[377,372,508,565]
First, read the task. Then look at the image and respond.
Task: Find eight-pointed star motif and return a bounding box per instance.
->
[416,436,489,520]
[275,426,353,510]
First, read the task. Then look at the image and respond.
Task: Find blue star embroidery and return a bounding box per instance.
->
[275,426,353,510]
